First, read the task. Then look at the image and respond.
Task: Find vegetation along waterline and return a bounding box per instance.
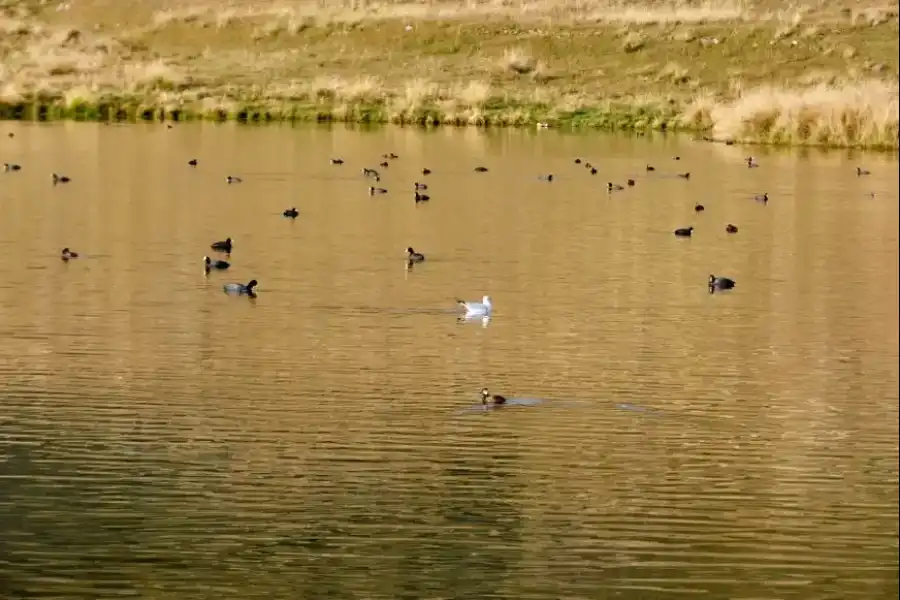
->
[1,0,898,149]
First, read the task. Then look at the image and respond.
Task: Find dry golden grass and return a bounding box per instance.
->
[709,80,900,147]
[144,0,754,28]
[1,0,898,148]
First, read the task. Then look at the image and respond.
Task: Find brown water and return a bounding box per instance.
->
[1,122,898,600]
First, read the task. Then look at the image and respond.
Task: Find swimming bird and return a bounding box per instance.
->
[406,247,425,263]
[421,168,431,175]
[210,237,232,253]
[481,388,507,406]
[608,182,624,191]
[415,192,430,203]
[627,179,635,186]
[204,256,230,270]
[590,167,598,175]
[414,182,428,190]
[745,157,759,168]
[677,172,691,179]
[646,164,655,171]
[52,173,70,184]
[709,274,735,291]
[574,158,582,164]
[538,174,554,182]
[225,175,242,184]
[474,166,488,172]
[726,224,738,233]
[585,162,593,169]
[369,186,387,195]
[283,207,299,218]
[60,247,79,261]
[362,168,380,180]
[674,226,694,237]
[379,161,389,168]
[857,167,871,176]
[330,158,344,165]
[673,156,681,161]
[3,162,21,171]
[188,159,198,167]
[456,295,493,317]
[223,279,258,296]
[383,153,399,160]
[753,192,768,203]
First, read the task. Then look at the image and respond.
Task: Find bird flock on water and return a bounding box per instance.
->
[1,129,879,406]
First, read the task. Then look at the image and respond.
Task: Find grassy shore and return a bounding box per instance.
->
[1,0,898,149]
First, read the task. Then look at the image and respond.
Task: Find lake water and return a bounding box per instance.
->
[0,122,898,599]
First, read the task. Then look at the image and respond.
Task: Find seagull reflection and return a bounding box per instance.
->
[457,314,491,328]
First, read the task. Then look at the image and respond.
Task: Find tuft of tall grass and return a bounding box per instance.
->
[706,80,899,149]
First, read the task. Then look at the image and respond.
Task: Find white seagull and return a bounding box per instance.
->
[456,295,493,317]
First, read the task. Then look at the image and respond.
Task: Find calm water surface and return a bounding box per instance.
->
[0,122,898,600]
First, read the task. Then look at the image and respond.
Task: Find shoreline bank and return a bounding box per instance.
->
[2,96,898,152]
[0,97,682,131]
[2,1,898,150]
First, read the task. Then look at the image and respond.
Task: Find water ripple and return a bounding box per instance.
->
[0,124,897,600]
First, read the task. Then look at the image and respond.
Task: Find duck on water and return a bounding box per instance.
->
[204,256,230,271]
[406,247,425,264]
[211,237,233,253]
[481,388,507,406]
[709,274,736,291]
[223,279,258,296]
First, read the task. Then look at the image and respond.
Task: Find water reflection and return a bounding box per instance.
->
[457,314,491,328]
